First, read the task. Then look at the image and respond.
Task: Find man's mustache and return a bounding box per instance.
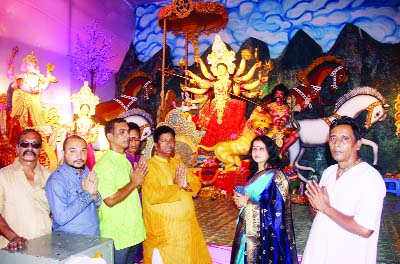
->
[23,150,36,157]
[69,160,86,170]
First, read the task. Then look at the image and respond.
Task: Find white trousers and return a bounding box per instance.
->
[152,248,164,264]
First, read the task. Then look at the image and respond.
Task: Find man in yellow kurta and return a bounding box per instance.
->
[142,125,211,264]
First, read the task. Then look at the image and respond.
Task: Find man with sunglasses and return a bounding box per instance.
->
[0,129,52,250]
[45,135,101,236]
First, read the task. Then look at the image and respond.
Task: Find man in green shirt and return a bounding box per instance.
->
[94,118,148,264]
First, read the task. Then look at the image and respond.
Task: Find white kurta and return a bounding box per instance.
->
[302,162,386,264]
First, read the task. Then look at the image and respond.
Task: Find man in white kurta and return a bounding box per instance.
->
[302,163,385,263]
[303,116,386,264]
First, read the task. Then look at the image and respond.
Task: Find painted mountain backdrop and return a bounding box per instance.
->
[118,23,400,174]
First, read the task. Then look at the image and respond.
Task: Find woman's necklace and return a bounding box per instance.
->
[337,158,362,179]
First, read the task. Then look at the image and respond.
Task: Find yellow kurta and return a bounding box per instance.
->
[142,155,211,264]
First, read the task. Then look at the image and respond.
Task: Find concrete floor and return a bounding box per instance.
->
[194,193,400,264]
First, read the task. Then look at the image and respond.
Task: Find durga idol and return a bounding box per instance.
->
[181,34,270,147]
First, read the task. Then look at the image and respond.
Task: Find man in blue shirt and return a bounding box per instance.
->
[46,135,101,236]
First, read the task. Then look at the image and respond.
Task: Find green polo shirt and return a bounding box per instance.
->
[94,150,145,250]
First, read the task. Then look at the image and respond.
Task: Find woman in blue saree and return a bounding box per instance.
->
[231,135,298,264]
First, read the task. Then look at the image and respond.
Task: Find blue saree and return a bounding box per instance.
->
[230,169,297,264]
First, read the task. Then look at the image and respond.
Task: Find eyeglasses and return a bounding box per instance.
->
[18,141,42,149]
[129,137,141,142]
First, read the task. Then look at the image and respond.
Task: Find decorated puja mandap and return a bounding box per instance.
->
[0,0,399,263]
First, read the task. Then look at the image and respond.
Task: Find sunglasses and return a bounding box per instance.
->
[18,141,42,149]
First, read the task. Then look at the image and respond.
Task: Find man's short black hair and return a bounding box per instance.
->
[127,122,141,134]
[105,118,126,135]
[330,116,362,140]
[153,125,175,143]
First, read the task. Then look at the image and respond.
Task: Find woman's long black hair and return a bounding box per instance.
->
[247,135,284,181]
